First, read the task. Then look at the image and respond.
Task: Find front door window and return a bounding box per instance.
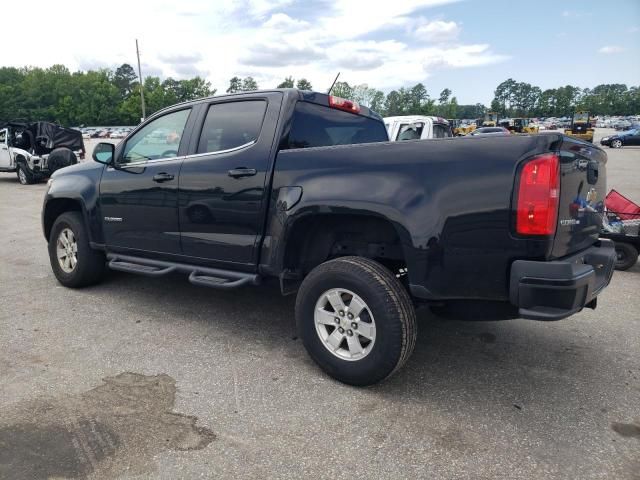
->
[121,109,191,164]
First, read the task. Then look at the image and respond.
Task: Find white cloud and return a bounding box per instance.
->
[414,20,461,42]
[598,45,625,54]
[422,44,509,69]
[0,0,508,94]
[263,13,309,31]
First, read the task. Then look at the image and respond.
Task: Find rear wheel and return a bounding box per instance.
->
[17,164,34,185]
[295,256,417,386]
[48,212,106,287]
[614,242,638,271]
[611,139,623,148]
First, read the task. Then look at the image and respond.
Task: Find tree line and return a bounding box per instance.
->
[0,64,637,126]
[490,78,640,118]
[0,64,214,126]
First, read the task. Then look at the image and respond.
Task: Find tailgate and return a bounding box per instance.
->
[551,138,607,258]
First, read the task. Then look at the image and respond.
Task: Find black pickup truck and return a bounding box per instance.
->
[43,89,616,385]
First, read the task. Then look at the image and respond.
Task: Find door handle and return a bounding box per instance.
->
[228,168,257,178]
[152,172,175,183]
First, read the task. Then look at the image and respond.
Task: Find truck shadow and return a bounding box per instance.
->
[96,269,613,403]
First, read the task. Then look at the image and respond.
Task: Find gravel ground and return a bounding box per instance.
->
[0,129,639,479]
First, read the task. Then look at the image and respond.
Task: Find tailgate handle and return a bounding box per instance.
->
[587,161,598,185]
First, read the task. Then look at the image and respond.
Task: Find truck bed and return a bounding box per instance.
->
[268,133,607,301]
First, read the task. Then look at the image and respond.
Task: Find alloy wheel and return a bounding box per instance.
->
[56,228,78,273]
[314,288,376,361]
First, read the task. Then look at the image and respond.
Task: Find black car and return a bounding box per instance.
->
[600,128,640,148]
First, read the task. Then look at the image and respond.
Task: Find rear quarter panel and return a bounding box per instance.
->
[263,133,564,301]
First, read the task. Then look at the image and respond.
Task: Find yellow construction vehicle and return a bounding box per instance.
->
[447,119,468,136]
[481,112,499,127]
[459,122,476,135]
[510,118,539,134]
[564,111,594,143]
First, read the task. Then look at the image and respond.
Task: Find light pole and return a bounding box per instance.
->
[136,39,146,122]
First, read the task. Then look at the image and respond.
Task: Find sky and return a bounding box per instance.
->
[2,0,639,105]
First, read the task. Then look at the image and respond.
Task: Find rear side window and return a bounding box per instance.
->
[396,123,424,141]
[433,124,452,138]
[285,101,388,149]
[198,100,267,154]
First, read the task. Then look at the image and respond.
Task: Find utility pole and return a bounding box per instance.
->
[135,39,146,121]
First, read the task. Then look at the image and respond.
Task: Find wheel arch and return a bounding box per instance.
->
[43,198,84,241]
[281,212,411,277]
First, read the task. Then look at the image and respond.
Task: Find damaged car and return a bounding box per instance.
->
[0,121,85,184]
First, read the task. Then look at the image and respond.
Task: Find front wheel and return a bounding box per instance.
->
[614,242,638,271]
[17,164,34,185]
[295,257,417,386]
[48,211,106,287]
[611,139,623,148]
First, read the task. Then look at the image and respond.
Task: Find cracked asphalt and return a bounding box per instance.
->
[0,130,639,479]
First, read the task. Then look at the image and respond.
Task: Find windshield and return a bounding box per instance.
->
[573,112,589,123]
[621,129,638,136]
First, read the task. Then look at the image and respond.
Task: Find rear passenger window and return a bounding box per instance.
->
[285,101,388,149]
[396,123,424,141]
[433,124,452,138]
[197,101,267,154]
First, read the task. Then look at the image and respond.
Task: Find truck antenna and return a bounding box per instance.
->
[327,72,341,95]
[136,39,146,122]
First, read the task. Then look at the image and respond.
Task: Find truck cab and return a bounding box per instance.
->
[480,112,499,127]
[384,115,453,141]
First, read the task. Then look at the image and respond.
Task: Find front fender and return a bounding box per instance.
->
[43,162,105,243]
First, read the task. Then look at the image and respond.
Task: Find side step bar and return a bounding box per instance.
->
[107,254,260,290]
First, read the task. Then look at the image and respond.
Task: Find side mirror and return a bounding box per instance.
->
[93,142,115,165]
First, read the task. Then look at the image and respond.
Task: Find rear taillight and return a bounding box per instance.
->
[516,153,559,235]
[329,95,360,114]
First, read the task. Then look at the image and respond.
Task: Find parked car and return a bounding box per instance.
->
[600,128,640,148]
[469,126,511,136]
[614,120,632,131]
[42,89,616,386]
[384,116,452,140]
[0,121,85,184]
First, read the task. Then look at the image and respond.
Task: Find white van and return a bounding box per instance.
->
[384,116,453,141]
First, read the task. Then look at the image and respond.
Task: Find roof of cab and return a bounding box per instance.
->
[148,88,383,122]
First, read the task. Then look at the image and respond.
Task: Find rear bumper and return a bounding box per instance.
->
[509,239,616,320]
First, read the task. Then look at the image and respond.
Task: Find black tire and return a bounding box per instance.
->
[48,211,106,287]
[611,139,623,149]
[295,256,417,386]
[614,242,638,271]
[16,163,35,185]
[47,148,77,175]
